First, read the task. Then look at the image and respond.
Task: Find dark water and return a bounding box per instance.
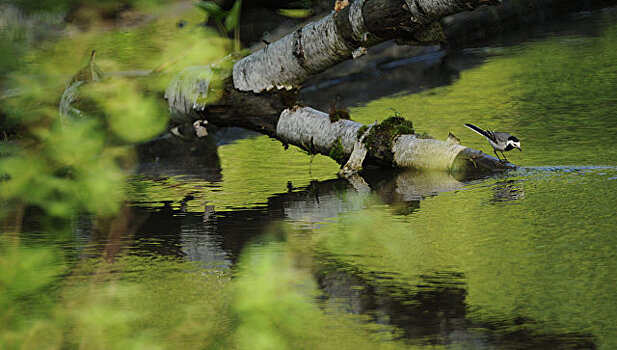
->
[6,4,617,350]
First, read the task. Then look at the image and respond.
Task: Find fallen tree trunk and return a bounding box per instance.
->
[274,106,510,175]
[167,0,512,176]
[201,100,512,176]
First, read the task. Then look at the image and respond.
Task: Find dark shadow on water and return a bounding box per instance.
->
[316,259,597,349]
[136,126,258,181]
[59,169,458,265]
[136,134,222,182]
[108,168,527,264]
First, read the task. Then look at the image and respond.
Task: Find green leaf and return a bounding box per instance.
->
[195,1,228,21]
[276,8,312,19]
[225,0,242,33]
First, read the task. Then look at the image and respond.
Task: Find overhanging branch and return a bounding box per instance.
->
[232,0,500,93]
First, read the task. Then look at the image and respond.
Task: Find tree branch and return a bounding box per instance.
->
[232,0,500,93]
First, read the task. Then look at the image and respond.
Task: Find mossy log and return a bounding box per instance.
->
[168,0,510,176]
[200,101,514,175]
[275,106,513,176]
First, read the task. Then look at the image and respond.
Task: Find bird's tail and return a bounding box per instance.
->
[464,123,487,137]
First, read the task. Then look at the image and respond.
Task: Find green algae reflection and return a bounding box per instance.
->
[128,136,340,212]
[312,167,617,349]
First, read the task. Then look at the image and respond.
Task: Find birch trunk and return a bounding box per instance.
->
[274,106,512,176]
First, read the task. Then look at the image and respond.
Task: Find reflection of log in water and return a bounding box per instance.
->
[109,170,467,263]
[17,166,525,264]
[55,168,585,346]
[26,165,523,264]
[316,260,596,348]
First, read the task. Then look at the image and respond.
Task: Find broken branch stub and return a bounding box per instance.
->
[339,122,375,176]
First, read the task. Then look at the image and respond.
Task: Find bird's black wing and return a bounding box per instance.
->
[484,130,499,144]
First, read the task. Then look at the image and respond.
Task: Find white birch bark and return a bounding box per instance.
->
[277,107,360,155]
[392,135,466,171]
[233,13,353,93]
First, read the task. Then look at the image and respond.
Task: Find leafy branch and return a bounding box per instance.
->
[196,0,242,52]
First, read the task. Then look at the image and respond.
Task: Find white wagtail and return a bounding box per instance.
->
[464,123,521,163]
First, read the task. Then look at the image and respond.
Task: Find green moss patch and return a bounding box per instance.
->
[329,110,351,123]
[364,116,415,150]
[328,104,351,123]
[329,137,346,165]
[361,111,417,164]
[356,125,369,139]
[415,132,433,139]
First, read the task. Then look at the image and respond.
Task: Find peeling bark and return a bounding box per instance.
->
[339,122,374,176]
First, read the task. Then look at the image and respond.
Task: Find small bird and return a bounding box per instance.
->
[464,123,521,163]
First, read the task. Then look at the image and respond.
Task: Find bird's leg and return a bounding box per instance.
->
[494,149,502,161]
[501,151,509,163]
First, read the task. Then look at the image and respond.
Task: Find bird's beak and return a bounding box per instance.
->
[517,146,522,152]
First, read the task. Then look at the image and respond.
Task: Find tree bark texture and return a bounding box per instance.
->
[232,0,500,93]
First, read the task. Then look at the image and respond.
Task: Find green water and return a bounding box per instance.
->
[351,29,617,167]
[3,3,617,350]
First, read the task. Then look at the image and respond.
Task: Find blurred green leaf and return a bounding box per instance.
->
[45,119,105,166]
[81,78,168,143]
[0,155,45,200]
[233,242,318,350]
[76,155,126,216]
[195,1,228,21]
[225,0,242,33]
[0,242,63,303]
